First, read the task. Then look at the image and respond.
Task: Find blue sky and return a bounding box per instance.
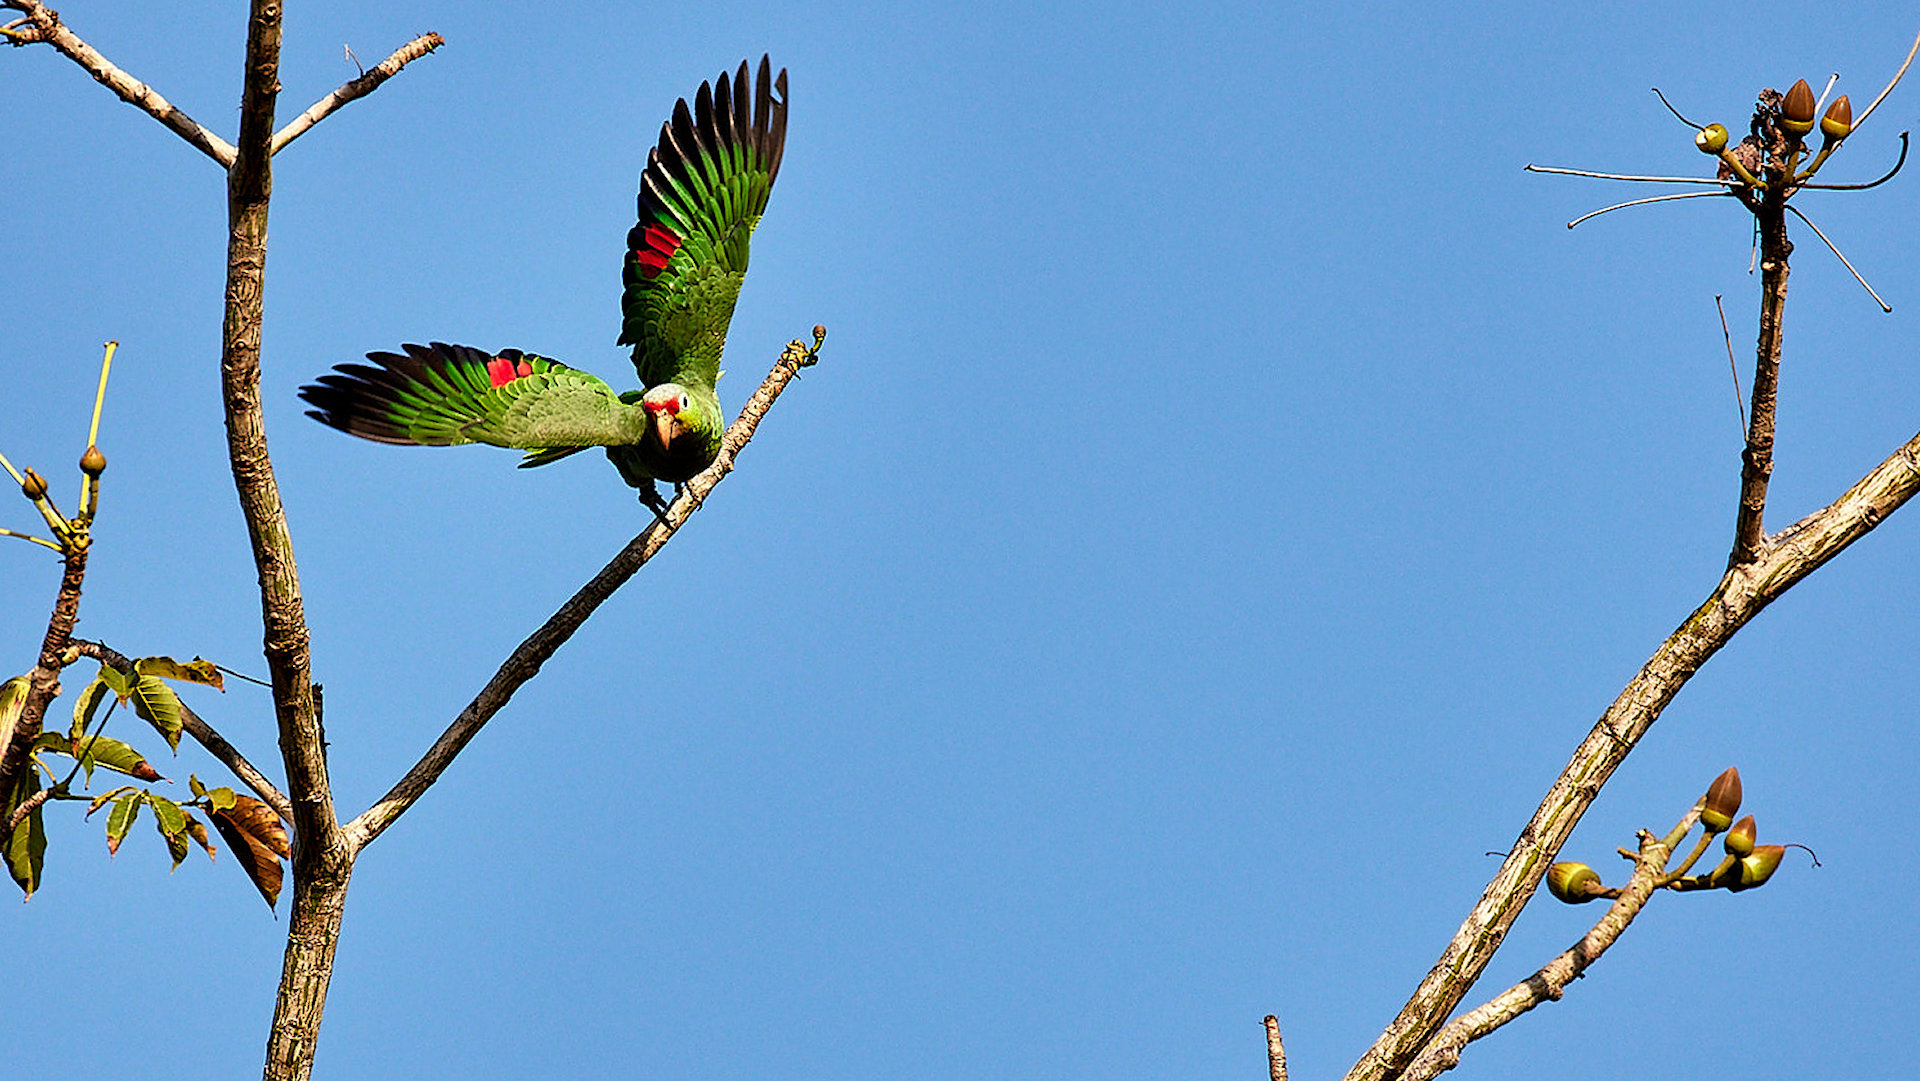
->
[5,3,1920,1078]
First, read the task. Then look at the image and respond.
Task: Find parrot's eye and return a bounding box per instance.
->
[677,394,689,412]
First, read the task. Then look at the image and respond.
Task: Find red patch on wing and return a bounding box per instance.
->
[487,356,516,387]
[632,223,684,280]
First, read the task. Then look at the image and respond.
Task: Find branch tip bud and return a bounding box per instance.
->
[1781,79,1817,136]
[1702,767,1742,833]
[1724,814,1756,858]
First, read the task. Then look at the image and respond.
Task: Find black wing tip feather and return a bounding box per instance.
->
[299,342,497,446]
[637,55,788,225]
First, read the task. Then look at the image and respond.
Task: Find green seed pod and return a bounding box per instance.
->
[20,468,48,500]
[1702,767,1742,833]
[1781,79,1817,136]
[1696,123,1730,154]
[1727,845,1786,892]
[79,445,107,477]
[1723,814,1756,858]
[1547,861,1604,904]
[1820,95,1853,141]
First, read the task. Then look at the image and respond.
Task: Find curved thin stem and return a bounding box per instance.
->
[1566,190,1728,229]
[1651,87,1703,130]
[1802,130,1909,189]
[1526,163,1735,186]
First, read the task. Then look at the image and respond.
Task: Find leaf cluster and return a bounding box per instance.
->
[0,654,285,904]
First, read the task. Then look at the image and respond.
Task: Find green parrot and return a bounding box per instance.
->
[300,56,789,513]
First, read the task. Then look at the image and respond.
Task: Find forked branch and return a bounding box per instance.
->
[3,1,442,170]
[1343,419,1920,1081]
[1396,803,1703,1081]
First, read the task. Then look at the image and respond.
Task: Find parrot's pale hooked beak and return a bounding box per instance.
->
[652,410,676,450]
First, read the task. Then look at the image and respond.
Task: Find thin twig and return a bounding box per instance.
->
[270,33,445,156]
[1716,295,1746,431]
[342,337,821,852]
[1814,73,1841,116]
[1852,22,1920,133]
[1786,204,1892,312]
[1525,164,1735,186]
[0,527,62,551]
[0,0,238,167]
[1566,190,1727,229]
[69,640,293,825]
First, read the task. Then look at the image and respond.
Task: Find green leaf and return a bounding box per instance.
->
[106,792,143,855]
[189,774,208,799]
[96,662,130,699]
[70,675,110,740]
[33,731,73,756]
[133,657,225,692]
[155,803,190,870]
[75,736,162,783]
[149,794,186,837]
[0,676,29,765]
[128,677,183,752]
[4,766,46,898]
[207,786,236,814]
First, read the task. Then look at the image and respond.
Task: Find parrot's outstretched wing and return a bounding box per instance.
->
[300,342,643,464]
[619,55,788,392]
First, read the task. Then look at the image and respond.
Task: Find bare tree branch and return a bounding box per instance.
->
[270,32,444,157]
[1,0,238,168]
[1264,1016,1288,1081]
[1344,422,1920,1081]
[219,0,335,859]
[1731,167,1792,566]
[69,639,292,825]
[1397,803,1701,1081]
[342,338,820,853]
[0,547,87,810]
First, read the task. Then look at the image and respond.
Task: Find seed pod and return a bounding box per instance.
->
[79,445,107,476]
[1724,814,1756,858]
[1696,123,1730,154]
[20,469,48,500]
[1781,79,1817,136]
[1820,95,1853,141]
[1702,767,1742,833]
[1727,845,1786,892]
[1547,861,1604,904]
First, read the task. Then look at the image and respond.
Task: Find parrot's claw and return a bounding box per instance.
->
[637,478,671,521]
